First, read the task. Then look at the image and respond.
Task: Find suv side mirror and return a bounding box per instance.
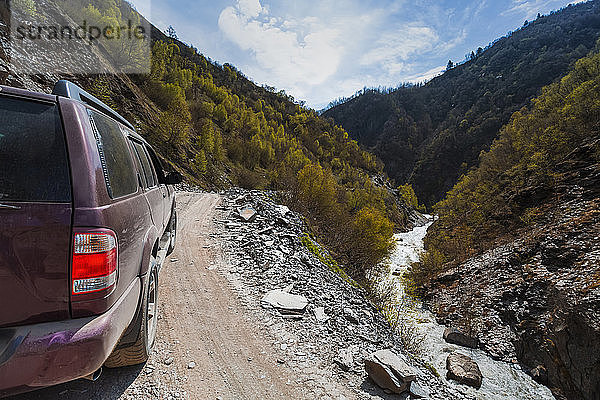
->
[163,171,183,185]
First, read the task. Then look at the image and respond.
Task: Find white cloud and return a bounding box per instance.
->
[502,0,568,19]
[360,25,438,74]
[237,0,263,18]
[216,0,452,106]
[436,29,467,54]
[405,65,446,83]
[218,0,343,98]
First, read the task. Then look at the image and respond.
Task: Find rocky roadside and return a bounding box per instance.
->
[423,139,600,400]
[209,187,474,400]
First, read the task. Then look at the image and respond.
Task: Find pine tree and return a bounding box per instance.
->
[166,25,178,39]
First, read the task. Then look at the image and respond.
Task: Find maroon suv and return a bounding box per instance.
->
[0,80,181,397]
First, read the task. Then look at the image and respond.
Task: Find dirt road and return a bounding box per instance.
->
[10,192,307,400]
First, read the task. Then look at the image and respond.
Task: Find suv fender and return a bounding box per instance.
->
[113,227,159,349]
[139,226,160,277]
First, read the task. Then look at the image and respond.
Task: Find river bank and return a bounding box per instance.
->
[384,218,555,399]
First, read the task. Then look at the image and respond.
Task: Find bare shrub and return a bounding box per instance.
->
[382,299,426,356]
[372,270,426,356]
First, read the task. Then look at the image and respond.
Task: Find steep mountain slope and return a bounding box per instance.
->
[0,0,412,283]
[408,44,600,400]
[324,0,600,206]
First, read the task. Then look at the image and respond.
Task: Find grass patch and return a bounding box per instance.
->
[425,362,440,378]
[300,233,360,289]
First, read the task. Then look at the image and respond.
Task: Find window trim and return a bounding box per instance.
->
[126,137,146,190]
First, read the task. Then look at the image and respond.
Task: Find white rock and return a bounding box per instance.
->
[314,307,329,322]
[335,347,354,371]
[276,205,291,216]
[237,205,257,222]
[261,288,308,313]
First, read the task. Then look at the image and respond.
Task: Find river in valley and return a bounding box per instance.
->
[386,217,555,400]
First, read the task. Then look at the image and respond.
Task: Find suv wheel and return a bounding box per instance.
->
[166,210,177,255]
[104,257,158,368]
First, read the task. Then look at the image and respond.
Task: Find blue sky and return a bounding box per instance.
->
[130,0,585,109]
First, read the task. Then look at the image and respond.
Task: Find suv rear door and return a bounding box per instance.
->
[0,95,72,327]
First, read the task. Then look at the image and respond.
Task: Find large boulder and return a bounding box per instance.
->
[443,327,478,349]
[446,352,482,389]
[364,349,416,394]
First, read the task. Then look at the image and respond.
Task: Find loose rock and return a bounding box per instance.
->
[446,352,483,389]
[261,288,309,314]
[335,347,354,371]
[408,381,429,398]
[343,307,360,324]
[313,306,329,322]
[237,206,257,222]
[443,327,478,349]
[364,349,416,394]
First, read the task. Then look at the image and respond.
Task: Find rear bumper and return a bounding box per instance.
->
[0,277,141,398]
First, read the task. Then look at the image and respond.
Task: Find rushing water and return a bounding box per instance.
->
[386,217,555,400]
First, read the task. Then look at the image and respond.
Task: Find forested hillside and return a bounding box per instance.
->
[324,0,600,207]
[404,38,600,400]
[1,0,412,285]
[413,42,600,281]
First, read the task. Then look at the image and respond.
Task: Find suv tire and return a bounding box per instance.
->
[104,257,158,368]
[166,210,177,255]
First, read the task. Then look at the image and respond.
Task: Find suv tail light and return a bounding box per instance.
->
[72,231,117,295]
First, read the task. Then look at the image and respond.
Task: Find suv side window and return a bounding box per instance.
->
[88,110,138,199]
[0,96,71,202]
[131,141,156,188]
[145,145,166,184]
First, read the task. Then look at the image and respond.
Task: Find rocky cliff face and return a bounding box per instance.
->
[424,138,600,400]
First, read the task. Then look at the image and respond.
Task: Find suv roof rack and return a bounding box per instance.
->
[52,80,134,130]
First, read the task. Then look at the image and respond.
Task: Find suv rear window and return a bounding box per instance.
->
[88,110,138,199]
[0,96,71,202]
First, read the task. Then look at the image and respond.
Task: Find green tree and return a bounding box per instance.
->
[347,207,394,277]
[294,164,337,218]
[193,150,207,175]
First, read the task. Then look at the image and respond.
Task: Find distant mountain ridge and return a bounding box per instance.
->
[324,0,600,206]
